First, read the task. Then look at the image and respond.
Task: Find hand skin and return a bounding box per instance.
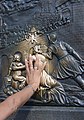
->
[0,54,46,120]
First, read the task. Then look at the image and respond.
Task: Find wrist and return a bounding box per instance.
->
[27,85,36,93]
[25,84,37,94]
[28,83,39,92]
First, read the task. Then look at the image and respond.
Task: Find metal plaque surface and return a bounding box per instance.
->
[0,0,84,108]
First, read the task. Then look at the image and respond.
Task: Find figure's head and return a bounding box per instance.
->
[49,32,57,42]
[13,51,22,62]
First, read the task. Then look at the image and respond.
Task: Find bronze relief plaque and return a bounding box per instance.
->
[0,0,84,107]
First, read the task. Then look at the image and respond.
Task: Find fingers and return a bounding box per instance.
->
[28,54,34,71]
[34,54,40,68]
[25,59,29,83]
[28,55,38,71]
[41,61,46,71]
[25,59,29,75]
[35,54,46,71]
[32,55,36,61]
[25,54,36,73]
[34,66,38,70]
[25,54,46,73]
[38,60,46,72]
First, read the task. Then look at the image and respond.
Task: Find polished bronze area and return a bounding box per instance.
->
[4,51,26,95]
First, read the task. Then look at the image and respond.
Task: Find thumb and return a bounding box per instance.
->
[41,62,47,71]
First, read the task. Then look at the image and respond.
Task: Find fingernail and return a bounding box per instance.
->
[30,54,31,57]
[25,59,27,61]
[25,59,27,62]
[32,55,36,60]
[45,61,47,65]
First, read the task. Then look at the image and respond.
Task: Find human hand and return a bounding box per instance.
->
[25,54,46,91]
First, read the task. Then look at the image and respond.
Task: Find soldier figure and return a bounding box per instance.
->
[43,33,84,89]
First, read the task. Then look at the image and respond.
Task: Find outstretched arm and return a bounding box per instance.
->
[64,42,83,62]
[0,54,46,120]
[12,64,25,71]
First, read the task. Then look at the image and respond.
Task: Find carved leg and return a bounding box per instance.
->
[19,81,26,90]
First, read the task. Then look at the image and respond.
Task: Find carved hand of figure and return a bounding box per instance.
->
[34,45,43,53]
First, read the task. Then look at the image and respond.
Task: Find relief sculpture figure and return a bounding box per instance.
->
[43,33,84,90]
[10,51,26,89]
[29,41,68,105]
[4,51,26,95]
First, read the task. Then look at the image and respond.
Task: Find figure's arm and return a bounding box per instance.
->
[64,42,83,62]
[31,44,53,60]
[42,47,53,60]
[12,65,25,71]
[8,63,12,75]
[0,55,46,120]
